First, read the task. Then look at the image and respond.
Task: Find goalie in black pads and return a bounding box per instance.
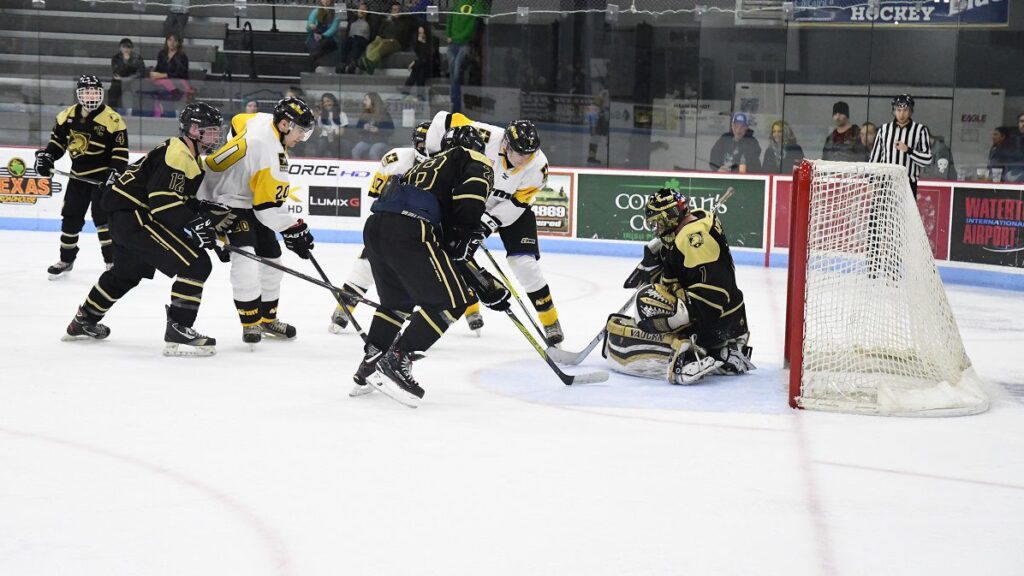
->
[353,125,510,407]
[61,103,235,357]
[604,188,754,384]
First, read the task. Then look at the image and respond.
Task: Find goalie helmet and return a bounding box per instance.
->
[412,120,431,154]
[891,94,915,111]
[441,125,485,153]
[644,188,688,245]
[179,102,225,154]
[75,75,104,112]
[273,96,315,142]
[504,120,540,155]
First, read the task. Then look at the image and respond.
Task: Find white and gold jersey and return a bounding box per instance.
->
[367,146,428,198]
[198,112,296,232]
[425,111,548,229]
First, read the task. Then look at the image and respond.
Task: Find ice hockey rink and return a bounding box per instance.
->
[1,228,1023,576]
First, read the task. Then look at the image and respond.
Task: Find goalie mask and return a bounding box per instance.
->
[273,96,316,142]
[179,102,225,154]
[76,75,104,112]
[644,188,688,245]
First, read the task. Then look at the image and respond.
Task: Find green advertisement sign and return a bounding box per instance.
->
[575,173,767,248]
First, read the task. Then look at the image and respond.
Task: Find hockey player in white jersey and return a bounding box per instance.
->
[328,121,485,335]
[424,111,564,345]
[198,97,316,348]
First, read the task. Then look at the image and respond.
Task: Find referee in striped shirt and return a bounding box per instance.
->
[868,94,933,198]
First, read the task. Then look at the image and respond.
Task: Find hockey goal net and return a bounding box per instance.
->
[785,160,988,416]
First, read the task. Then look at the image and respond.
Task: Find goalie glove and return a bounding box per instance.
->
[624,238,664,289]
[197,200,237,233]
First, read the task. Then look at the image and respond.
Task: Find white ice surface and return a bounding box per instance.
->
[1,229,1023,576]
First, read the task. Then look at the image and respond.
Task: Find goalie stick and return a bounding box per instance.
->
[549,186,737,366]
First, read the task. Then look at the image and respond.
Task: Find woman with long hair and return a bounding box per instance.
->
[762,120,804,174]
[145,32,193,117]
[351,92,394,159]
[306,0,341,70]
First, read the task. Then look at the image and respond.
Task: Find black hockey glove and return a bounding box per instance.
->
[104,169,121,189]
[450,213,501,262]
[34,150,55,178]
[282,220,314,259]
[624,239,664,289]
[197,200,237,233]
[459,262,511,312]
[186,214,218,250]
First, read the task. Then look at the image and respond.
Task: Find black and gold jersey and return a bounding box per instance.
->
[659,209,747,346]
[402,145,492,237]
[103,137,205,229]
[43,104,129,179]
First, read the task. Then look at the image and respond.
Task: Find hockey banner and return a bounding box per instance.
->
[949,186,1024,268]
[575,172,767,248]
[794,0,1009,26]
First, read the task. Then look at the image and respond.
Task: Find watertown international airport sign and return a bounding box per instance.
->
[794,0,1008,26]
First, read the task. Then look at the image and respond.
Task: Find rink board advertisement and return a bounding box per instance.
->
[575,172,767,248]
[793,0,1008,26]
[949,186,1024,267]
[534,171,573,237]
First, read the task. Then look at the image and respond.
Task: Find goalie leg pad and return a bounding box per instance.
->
[634,283,690,334]
[602,314,680,379]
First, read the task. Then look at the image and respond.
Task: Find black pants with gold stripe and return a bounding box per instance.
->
[59,178,112,264]
[363,213,470,353]
[79,209,212,328]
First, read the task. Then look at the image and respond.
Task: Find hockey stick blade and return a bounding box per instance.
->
[547,290,637,366]
[503,308,608,386]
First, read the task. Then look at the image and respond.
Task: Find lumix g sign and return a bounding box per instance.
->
[308,187,361,217]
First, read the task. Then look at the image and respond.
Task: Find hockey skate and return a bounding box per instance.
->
[242,324,262,351]
[466,311,484,336]
[329,297,358,334]
[667,340,722,385]
[47,260,73,280]
[543,319,565,347]
[261,319,297,340]
[62,306,110,341]
[164,308,216,357]
[367,346,424,408]
[350,344,384,397]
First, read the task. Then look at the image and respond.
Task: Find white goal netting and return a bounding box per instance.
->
[795,160,988,416]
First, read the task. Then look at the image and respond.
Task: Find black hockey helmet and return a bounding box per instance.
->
[76,74,104,111]
[441,125,485,154]
[892,94,915,111]
[273,96,315,141]
[504,120,540,155]
[644,188,688,244]
[412,120,431,154]
[179,101,225,154]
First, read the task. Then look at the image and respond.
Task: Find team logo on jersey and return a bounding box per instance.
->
[688,232,704,248]
[94,125,106,136]
[278,153,288,171]
[67,130,90,158]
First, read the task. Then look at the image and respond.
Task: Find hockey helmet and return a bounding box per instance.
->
[441,125,485,154]
[644,188,688,245]
[892,94,915,111]
[273,96,316,142]
[504,120,540,155]
[412,120,431,154]
[179,102,225,154]
[76,75,104,112]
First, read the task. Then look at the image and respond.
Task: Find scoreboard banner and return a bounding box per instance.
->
[794,0,1008,26]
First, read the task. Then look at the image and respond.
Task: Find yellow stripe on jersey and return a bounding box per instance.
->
[368,171,386,198]
[250,167,289,208]
[206,134,248,172]
[453,193,487,202]
[467,149,492,166]
[449,113,473,129]
[513,185,541,205]
[165,138,202,179]
[230,113,258,136]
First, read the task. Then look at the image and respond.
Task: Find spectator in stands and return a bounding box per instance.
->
[921,134,955,180]
[313,92,349,157]
[447,0,489,113]
[109,38,145,113]
[405,0,432,25]
[243,98,259,114]
[336,3,371,74]
[709,112,761,173]
[402,25,433,99]
[145,32,192,117]
[988,127,1016,180]
[357,3,416,75]
[351,92,394,159]
[761,120,804,174]
[163,0,189,39]
[307,0,342,71]
[1004,112,1024,183]
[859,121,877,160]
[287,86,305,100]
[822,101,863,162]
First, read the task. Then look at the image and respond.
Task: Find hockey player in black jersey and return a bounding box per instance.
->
[353,125,511,407]
[605,188,754,384]
[62,102,236,357]
[35,75,129,279]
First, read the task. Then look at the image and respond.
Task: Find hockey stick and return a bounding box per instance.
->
[307,252,368,343]
[549,186,737,366]
[479,245,550,344]
[547,290,637,366]
[220,244,382,310]
[502,307,609,386]
[53,169,104,186]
